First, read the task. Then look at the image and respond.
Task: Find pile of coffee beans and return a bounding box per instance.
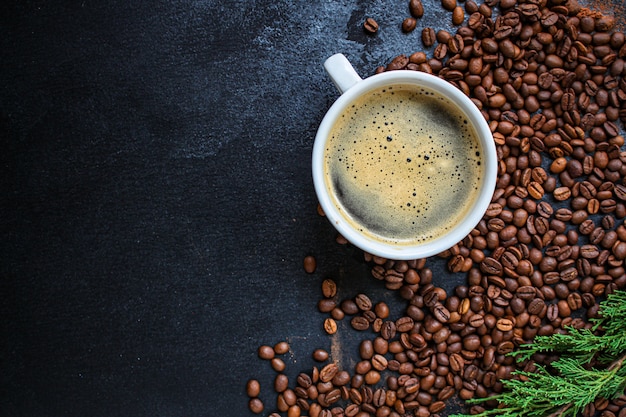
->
[248,0,626,415]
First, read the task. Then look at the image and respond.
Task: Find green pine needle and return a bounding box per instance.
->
[514,327,626,364]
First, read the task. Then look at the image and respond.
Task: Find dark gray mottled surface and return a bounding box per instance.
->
[1,1,622,417]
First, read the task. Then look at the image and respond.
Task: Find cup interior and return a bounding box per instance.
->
[313,70,497,260]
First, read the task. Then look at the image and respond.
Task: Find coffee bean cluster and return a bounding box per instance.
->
[248,0,626,415]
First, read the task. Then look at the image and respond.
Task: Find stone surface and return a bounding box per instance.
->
[1,0,622,416]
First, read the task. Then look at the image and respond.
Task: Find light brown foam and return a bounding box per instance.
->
[324,84,485,245]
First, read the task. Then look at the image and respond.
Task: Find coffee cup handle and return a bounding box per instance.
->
[324,53,363,94]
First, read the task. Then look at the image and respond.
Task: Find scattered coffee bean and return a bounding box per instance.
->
[409,0,424,18]
[246,379,261,397]
[303,255,317,273]
[274,341,290,355]
[340,299,359,315]
[363,17,379,34]
[452,6,464,25]
[275,373,289,393]
[422,27,436,47]
[355,293,372,311]
[351,316,370,331]
[402,17,417,33]
[323,318,337,335]
[249,398,264,414]
[321,279,337,298]
[374,301,390,319]
[319,363,339,383]
[258,345,275,360]
[271,358,286,372]
[441,0,456,11]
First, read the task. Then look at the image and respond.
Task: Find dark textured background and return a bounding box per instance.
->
[1,1,623,417]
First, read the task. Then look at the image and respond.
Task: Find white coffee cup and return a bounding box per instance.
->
[312,53,497,260]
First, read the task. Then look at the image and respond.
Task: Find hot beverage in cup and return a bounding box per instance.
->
[324,83,485,246]
[313,54,496,260]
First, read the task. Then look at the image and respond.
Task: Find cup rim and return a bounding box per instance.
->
[313,70,497,260]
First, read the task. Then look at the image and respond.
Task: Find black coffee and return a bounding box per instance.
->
[324,84,484,245]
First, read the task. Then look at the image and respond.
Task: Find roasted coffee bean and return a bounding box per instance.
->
[402,17,417,33]
[373,337,388,355]
[330,307,344,321]
[409,0,425,18]
[325,388,341,404]
[321,279,337,298]
[528,298,546,315]
[359,340,374,360]
[297,373,313,389]
[430,401,446,413]
[516,286,536,300]
[303,256,317,273]
[274,341,290,355]
[561,267,579,282]
[371,354,388,371]
[351,316,370,331]
[424,288,440,306]
[318,298,336,313]
[324,318,338,334]
[468,314,485,328]
[469,295,484,312]
[372,388,386,407]
[409,332,427,350]
[537,201,553,218]
[381,321,397,339]
[496,318,514,332]
[497,341,515,355]
[442,0,456,11]
[433,303,451,323]
[275,374,289,393]
[450,353,465,372]
[249,398,264,414]
[566,292,582,311]
[374,302,390,319]
[422,27,436,47]
[481,257,503,275]
[464,364,479,381]
[341,299,359,315]
[547,304,559,322]
[271,358,286,372]
[553,187,572,201]
[363,309,376,323]
[581,244,601,259]
[363,18,379,34]
[247,379,261,397]
[258,345,275,360]
[343,405,359,417]
[580,220,596,235]
[320,363,339,383]
[436,327,454,346]
[313,349,329,362]
[452,6,464,25]
[355,294,372,311]
[463,334,481,351]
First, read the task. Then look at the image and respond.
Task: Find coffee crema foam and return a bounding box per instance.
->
[324,84,485,245]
